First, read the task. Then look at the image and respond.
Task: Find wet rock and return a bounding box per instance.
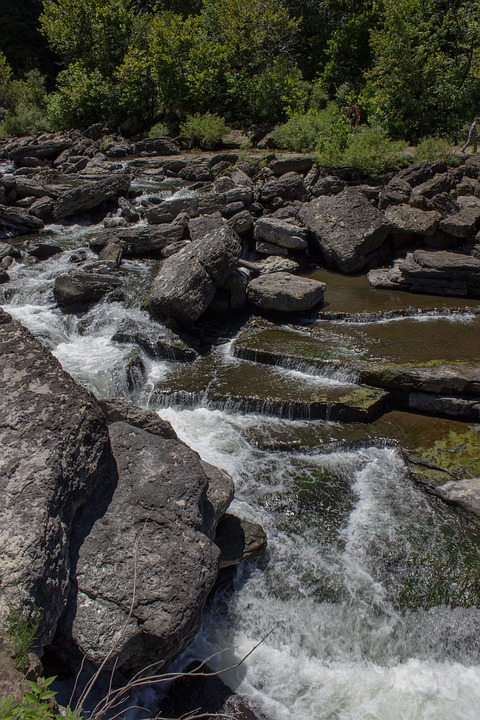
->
[0,205,44,236]
[23,239,63,260]
[112,318,197,361]
[91,222,185,257]
[0,241,20,260]
[53,174,131,220]
[146,195,198,224]
[148,225,242,323]
[215,513,267,568]
[118,196,140,223]
[246,271,325,312]
[298,187,391,273]
[202,461,235,525]
[435,478,480,517]
[63,421,221,676]
[0,269,9,283]
[0,311,115,651]
[98,397,177,438]
[98,241,123,265]
[54,261,123,305]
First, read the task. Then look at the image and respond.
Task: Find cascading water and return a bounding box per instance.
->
[2,221,480,720]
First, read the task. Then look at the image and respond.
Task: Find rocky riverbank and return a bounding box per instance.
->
[1,129,480,712]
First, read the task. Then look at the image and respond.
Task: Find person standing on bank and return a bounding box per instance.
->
[461,117,480,153]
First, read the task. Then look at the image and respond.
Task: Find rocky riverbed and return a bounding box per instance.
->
[1,128,480,718]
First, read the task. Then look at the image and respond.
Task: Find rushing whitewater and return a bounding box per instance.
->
[2,228,480,720]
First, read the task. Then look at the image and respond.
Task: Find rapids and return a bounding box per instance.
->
[2,217,480,720]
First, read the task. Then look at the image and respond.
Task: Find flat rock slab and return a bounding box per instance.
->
[152,355,388,422]
[298,187,391,273]
[0,309,115,649]
[247,272,325,312]
[66,421,221,676]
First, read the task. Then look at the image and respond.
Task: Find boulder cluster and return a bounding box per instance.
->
[1,131,480,322]
[0,308,265,681]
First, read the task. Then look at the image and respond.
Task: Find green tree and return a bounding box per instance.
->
[185,0,302,122]
[365,0,480,140]
[40,0,136,75]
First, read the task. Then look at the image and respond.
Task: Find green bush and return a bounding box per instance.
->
[179,112,229,148]
[341,125,408,175]
[0,68,49,138]
[271,103,347,153]
[4,603,42,672]
[414,136,456,164]
[148,120,170,138]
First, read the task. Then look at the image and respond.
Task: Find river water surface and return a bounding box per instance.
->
[2,217,480,720]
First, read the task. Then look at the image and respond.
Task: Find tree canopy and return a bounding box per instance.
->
[0,0,478,140]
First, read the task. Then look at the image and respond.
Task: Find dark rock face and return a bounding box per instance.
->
[91,223,186,257]
[369,250,480,297]
[54,261,123,305]
[65,421,221,676]
[148,225,242,323]
[0,310,116,650]
[260,171,307,202]
[0,205,44,236]
[298,187,391,272]
[53,174,131,220]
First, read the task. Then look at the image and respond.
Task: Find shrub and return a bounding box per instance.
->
[271,103,347,153]
[0,69,49,137]
[148,120,170,138]
[4,603,42,671]
[179,112,229,149]
[414,136,456,164]
[341,125,408,175]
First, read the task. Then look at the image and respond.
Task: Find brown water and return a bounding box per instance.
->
[308,268,480,315]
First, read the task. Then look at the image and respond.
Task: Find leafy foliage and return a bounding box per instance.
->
[179,112,229,148]
[3,603,42,672]
[0,677,81,720]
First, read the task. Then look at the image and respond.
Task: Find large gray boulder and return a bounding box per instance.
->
[253,217,309,250]
[0,309,115,650]
[53,174,131,220]
[247,271,325,312]
[148,225,242,323]
[64,421,221,676]
[298,187,391,272]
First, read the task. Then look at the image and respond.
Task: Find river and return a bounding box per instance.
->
[2,211,480,720]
